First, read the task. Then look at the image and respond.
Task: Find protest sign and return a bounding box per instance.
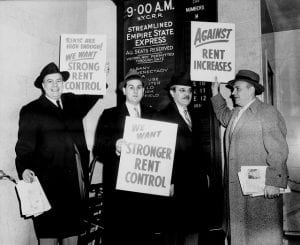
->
[190,21,235,83]
[116,117,177,196]
[60,34,107,95]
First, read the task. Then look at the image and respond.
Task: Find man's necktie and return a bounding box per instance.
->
[184,109,192,131]
[56,100,63,111]
[134,107,140,118]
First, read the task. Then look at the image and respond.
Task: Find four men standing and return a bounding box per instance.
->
[16,63,289,245]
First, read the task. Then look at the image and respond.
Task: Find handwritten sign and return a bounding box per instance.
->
[116,117,177,196]
[60,34,107,95]
[190,21,235,83]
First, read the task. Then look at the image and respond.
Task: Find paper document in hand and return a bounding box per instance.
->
[238,166,291,197]
[15,177,51,217]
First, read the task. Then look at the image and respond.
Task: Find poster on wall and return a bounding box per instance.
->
[190,21,235,83]
[60,34,107,95]
[124,0,176,110]
[116,117,177,196]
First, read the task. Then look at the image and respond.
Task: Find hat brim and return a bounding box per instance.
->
[226,78,264,95]
[118,75,144,91]
[34,71,70,88]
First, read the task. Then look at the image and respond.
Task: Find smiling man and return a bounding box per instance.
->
[15,62,100,245]
[211,69,289,245]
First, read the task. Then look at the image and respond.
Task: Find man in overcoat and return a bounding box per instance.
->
[154,72,209,245]
[15,62,100,245]
[211,69,289,245]
[93,69,157,245]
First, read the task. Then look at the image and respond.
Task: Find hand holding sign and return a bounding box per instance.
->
[211,76,221,96]
[116,138,127,156]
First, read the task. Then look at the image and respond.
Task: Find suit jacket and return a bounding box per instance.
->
[15,93,99,238]
[211,94,288,245]
[154,101,209,232]
[93,103,158,238]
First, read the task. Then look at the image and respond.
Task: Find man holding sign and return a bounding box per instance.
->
[93,69,157,245]
[154,72,210,245]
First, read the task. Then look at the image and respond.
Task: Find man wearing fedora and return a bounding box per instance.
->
[15,62,100,245]
[93,68,157,245]
[211,69,288,245]
[154,72,209,245]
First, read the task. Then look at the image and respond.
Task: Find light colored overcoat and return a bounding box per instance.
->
[211,94,288,245]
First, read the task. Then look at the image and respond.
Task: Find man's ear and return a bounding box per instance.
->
[170,89,175,99]
[122,87,126,96]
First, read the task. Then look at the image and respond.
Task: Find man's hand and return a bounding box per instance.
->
[169,184,174,197]
[115,138,127,156]
[211,76,220,96]
[22,169,35,183]
[264,185,280,199]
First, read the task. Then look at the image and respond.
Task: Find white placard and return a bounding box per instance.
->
[60,34,107,95]
[116,117,177,196]
[190,21,235,83]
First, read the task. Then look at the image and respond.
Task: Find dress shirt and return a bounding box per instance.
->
[174,102,192,128]
[231,98,256,132]
[45,95,63,109]
[126,102,141,118]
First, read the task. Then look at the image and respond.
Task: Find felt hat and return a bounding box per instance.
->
[166,72,193,90]
[118,68,144,91]
[34,62,70,88]
[226,69,264,95]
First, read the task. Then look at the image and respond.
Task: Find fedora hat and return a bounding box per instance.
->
[34,62,70,89]
[166,72,193,90]
[226,69,264,95]
[118,68,144,91]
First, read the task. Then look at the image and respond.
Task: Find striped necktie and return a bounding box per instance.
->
[134,107,140,118]
[184,109,192,130]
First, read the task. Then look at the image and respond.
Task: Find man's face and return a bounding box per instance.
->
[170,85,192,108]
[122,79,144,105]
[42,73,64,100]
[232,80,255,107]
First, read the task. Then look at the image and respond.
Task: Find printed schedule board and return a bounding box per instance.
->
[116,117,177,196]
[124,0,176,110]
[60,34,107,95]
[190,21,235,83]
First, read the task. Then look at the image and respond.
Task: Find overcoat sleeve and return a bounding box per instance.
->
[261,106,289,188]
[93,109,120,162]
[65,93,101,119]
[211,93,233,128]
[15,106,38,179]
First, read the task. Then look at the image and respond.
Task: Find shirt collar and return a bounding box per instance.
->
[125,102,140,116]
[45,95,62,107]
[238,98,256,114]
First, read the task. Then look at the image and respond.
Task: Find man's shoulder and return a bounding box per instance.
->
[254,100,283,119]
[154,103,178,120]
[141,104,157,114]
[21,96,43,111]
[102,104,126,117]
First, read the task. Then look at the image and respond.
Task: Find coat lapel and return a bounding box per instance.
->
[230,99,260,141]
[171,103,192,132]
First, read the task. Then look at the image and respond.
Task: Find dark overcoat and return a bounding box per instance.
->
[15,93,99,238]
[93,103,158,244]
[211,94,288,245]
[154,102,209,233]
